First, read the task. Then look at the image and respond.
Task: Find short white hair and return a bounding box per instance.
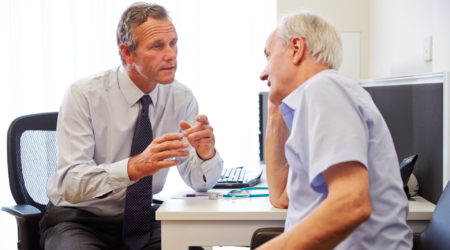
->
[278,11,343,70]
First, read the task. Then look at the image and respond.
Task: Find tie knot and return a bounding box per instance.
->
[141,95,151,106]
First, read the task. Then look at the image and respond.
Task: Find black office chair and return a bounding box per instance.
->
[2,112,166,250]
[250,227,284,249]
[413,181,450,250]
[399,154,418,199]
[2,112,58,250]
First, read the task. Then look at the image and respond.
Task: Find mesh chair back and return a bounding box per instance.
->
[7,113,58,212]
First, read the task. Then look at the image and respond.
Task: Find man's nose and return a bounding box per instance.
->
[164,46,177,61]
[260,69,268,81]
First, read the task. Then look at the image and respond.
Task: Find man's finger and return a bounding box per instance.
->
[153,140,189,152]
[154,149,190,161]
[153,132,184,143]
[195,115,209,125]
[182,124,204,136]
[179,120,192,131]
[186,130,211,142]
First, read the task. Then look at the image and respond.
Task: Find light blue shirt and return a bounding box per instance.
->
[47,66,223,216]
[280,70,412,249]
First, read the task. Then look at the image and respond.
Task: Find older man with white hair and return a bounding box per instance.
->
[259,11,412,249]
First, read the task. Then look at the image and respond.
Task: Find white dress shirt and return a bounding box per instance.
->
[47,66,223,216]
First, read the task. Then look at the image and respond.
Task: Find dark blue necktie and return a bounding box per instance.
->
[123,95,153,250]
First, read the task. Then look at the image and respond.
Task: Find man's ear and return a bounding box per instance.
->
[119,43,134,65]
[290,37,305,65]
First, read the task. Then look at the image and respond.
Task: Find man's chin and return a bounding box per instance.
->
[157,77,176,84]
[269,91,284,106]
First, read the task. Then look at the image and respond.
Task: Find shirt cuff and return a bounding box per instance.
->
[196,149,222,169]
[104,158,132,188]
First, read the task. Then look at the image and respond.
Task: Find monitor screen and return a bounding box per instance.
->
[363,81,443,203]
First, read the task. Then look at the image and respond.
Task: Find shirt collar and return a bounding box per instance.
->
[280,69,336,130]
[282,69,336,110]
[280,103,295,132]
[280,79,307,131]
[117,65,159,107]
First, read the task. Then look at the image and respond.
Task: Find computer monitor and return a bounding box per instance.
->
[259,92,268,163]
[361,72,449,203]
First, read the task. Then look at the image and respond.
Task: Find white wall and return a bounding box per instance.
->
[431,0,450,73]
[278,0,450,79]
[277,0,370,79]
[369,0,450,78]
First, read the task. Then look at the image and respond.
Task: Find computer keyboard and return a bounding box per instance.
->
[213,166,263,188]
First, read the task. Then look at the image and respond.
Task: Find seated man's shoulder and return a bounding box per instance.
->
[71,68,118,94]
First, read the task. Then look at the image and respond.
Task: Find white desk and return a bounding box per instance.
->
[156,194,284,250]
[156,193,435,250]
[407,196,436,233]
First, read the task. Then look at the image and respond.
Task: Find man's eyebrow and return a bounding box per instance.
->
[150,38,171,44]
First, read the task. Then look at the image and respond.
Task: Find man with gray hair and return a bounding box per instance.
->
[40,2,222,250]
[258,11,412,249]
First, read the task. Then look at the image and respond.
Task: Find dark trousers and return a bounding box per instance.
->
[39,205,161,250]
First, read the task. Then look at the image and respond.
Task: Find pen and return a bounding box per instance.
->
[184,193,209,197]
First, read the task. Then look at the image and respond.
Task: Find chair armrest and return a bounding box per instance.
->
[2,205,43,250]
[2,204,42,220]
[152,198,165,204]
[250,227,284,249]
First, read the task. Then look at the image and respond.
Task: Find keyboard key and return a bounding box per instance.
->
[213,167,262,189]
